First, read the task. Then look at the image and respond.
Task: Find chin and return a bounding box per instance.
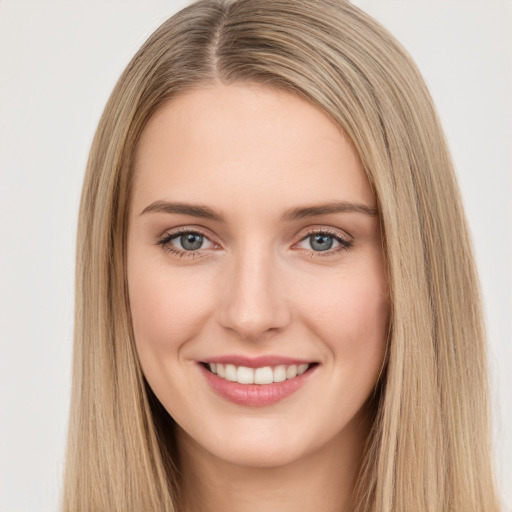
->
[177,416,344,470]
[211,438,306,469]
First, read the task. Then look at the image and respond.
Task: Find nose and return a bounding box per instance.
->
[217,246,292,342]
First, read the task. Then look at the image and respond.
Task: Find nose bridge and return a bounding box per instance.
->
[217,241,290,341]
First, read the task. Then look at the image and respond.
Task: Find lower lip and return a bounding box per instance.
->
[199,364,317,407]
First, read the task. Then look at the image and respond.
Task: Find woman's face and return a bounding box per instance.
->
[127,83,389,468]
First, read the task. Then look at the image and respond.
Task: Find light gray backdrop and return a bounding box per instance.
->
[0,1,511,511]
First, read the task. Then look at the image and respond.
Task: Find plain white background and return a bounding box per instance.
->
[0,1,510,511]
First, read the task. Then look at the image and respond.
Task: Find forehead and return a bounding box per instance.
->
[131,83,374,216]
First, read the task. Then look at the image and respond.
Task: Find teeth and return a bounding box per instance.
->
[237,366,254,384]
[286,365,297,379]
[225,364,237,382]
[254,366,273,384]
[216,364,226,378]
[206,363,312,384]
[273,365,287,383]
[297,364,309,375]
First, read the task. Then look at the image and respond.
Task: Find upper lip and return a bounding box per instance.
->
[199,355,316,368]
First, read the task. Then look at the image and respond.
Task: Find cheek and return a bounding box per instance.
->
[300,263,389,375]
[128,258,212,356]
[127,259,217,418]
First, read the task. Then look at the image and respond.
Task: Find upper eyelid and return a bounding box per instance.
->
[160,226,219,242]
[301,226,351,239]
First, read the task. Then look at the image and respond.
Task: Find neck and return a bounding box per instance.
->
[176,411,369,512]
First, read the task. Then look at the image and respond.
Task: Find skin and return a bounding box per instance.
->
[127,83,389,512]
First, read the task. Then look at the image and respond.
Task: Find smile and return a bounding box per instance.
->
[199,358,318,407]
[205,362,311,384]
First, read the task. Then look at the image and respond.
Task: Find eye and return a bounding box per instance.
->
[157,227,352,260]
[174,232,211,251]
[157,229,216,258]
[295,229,352,256]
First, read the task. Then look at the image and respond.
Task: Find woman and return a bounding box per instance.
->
[62,1,502,510]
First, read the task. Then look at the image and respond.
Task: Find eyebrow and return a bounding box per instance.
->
[281,201,377,220]
[140,200,378,221]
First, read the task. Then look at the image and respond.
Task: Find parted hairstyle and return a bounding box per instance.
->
[62,1,501,511]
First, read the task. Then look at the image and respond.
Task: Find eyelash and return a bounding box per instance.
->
[156,227,353,260]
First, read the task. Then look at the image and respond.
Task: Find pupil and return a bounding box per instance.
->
[311,234,333,251]
[181,233,203,250]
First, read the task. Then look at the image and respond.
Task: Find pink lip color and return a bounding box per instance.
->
[199,362,317,407]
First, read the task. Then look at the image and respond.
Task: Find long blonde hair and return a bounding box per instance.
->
[62,1,501,510]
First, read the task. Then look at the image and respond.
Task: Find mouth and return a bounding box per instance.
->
[198,359,318,407]
[201,362,315,385]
